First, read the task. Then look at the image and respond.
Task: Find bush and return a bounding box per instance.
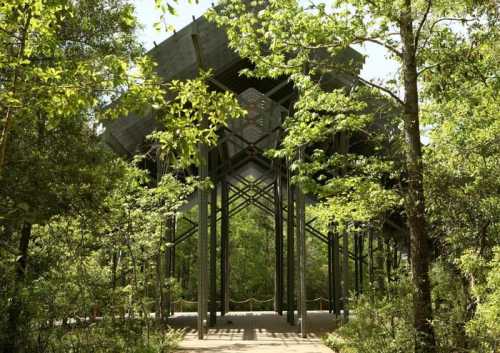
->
[324,276,415,353]
[30,320,184,353]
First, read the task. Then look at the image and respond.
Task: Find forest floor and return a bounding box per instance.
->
[170,311,335,352]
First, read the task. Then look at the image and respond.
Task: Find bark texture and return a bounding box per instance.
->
[400,1,436,352]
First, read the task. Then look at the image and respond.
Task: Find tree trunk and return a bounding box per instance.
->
[400,2,436,352]
[4,223,32,353]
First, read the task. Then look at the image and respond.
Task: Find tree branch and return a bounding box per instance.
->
[419,17,476,51]
[353,37,403,58]
[356,76,404,105]
[417,62,440,77]
[414,0,432,49]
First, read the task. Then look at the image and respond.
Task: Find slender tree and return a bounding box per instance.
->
[208,1,497,351]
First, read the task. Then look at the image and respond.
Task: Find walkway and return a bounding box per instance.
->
[169,311,336,353]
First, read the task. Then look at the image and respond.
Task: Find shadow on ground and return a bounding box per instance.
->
[169,311,337,353]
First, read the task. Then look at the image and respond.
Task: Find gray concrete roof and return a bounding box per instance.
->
[102,13,363,158]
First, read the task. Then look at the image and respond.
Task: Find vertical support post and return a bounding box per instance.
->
[327,230,334,313]
[359,234,364,294]
[354,233,359,296]
[209,180,217,327]
[297,148,307,338]
[220,178,230,315]
[198,140,209,339]
[170,216,176,316]
[156,148,165,321]
[342,231,350,322]
[274,160,284,315]
[369,228,374,287]
[375,232,386,293]
[333,231,341,316]
[286,157,295,325]
[165,215,175,318]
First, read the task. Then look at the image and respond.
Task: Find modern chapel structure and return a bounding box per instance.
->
[103,10,402,339]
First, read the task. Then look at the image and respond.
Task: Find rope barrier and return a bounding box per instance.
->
[170,297,331,312]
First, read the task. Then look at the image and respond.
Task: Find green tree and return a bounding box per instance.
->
[0,0,164,174]
[1,1,244,351]
[0,1,160,351]
[208,1,498,352]
[423,18,499,351]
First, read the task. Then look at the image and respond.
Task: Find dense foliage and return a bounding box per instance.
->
[1,1,498,353]
[0,1,241,352]
[207,0,499,352]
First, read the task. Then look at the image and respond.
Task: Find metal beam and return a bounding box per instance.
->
[359,233,365,294]
[327,230,333,313]
[342,231,350,322]
[354,233,359,295]
[286,157,295,325]
[170,216,176,316]
[369,228,374,288]
[274,160,284,315]
[220,178,230,315]
[165,215,175,318]
[265,78,289,97]
[333,231,341,316]
[297,148,307,338]
[197,139,209,339]
[209,181,217,327]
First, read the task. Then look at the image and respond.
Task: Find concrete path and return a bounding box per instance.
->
[169,311,336,353]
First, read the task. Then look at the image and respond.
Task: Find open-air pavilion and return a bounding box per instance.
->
[103,12,404,341]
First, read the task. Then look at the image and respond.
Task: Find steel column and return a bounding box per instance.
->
[359,234,364,294]
[170,216,176,316]
[354,233,359,295]
[342,231,350,322]
[220,178,230,315]
[165,215,175,318]
[274,160,284,315]
[209,181,217,327]
[327,231,334,313]
[198,141,209,339]
[286,157,295,325]
[369,228,374,287]
[333,231,341,316]
[297,148,307,338]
